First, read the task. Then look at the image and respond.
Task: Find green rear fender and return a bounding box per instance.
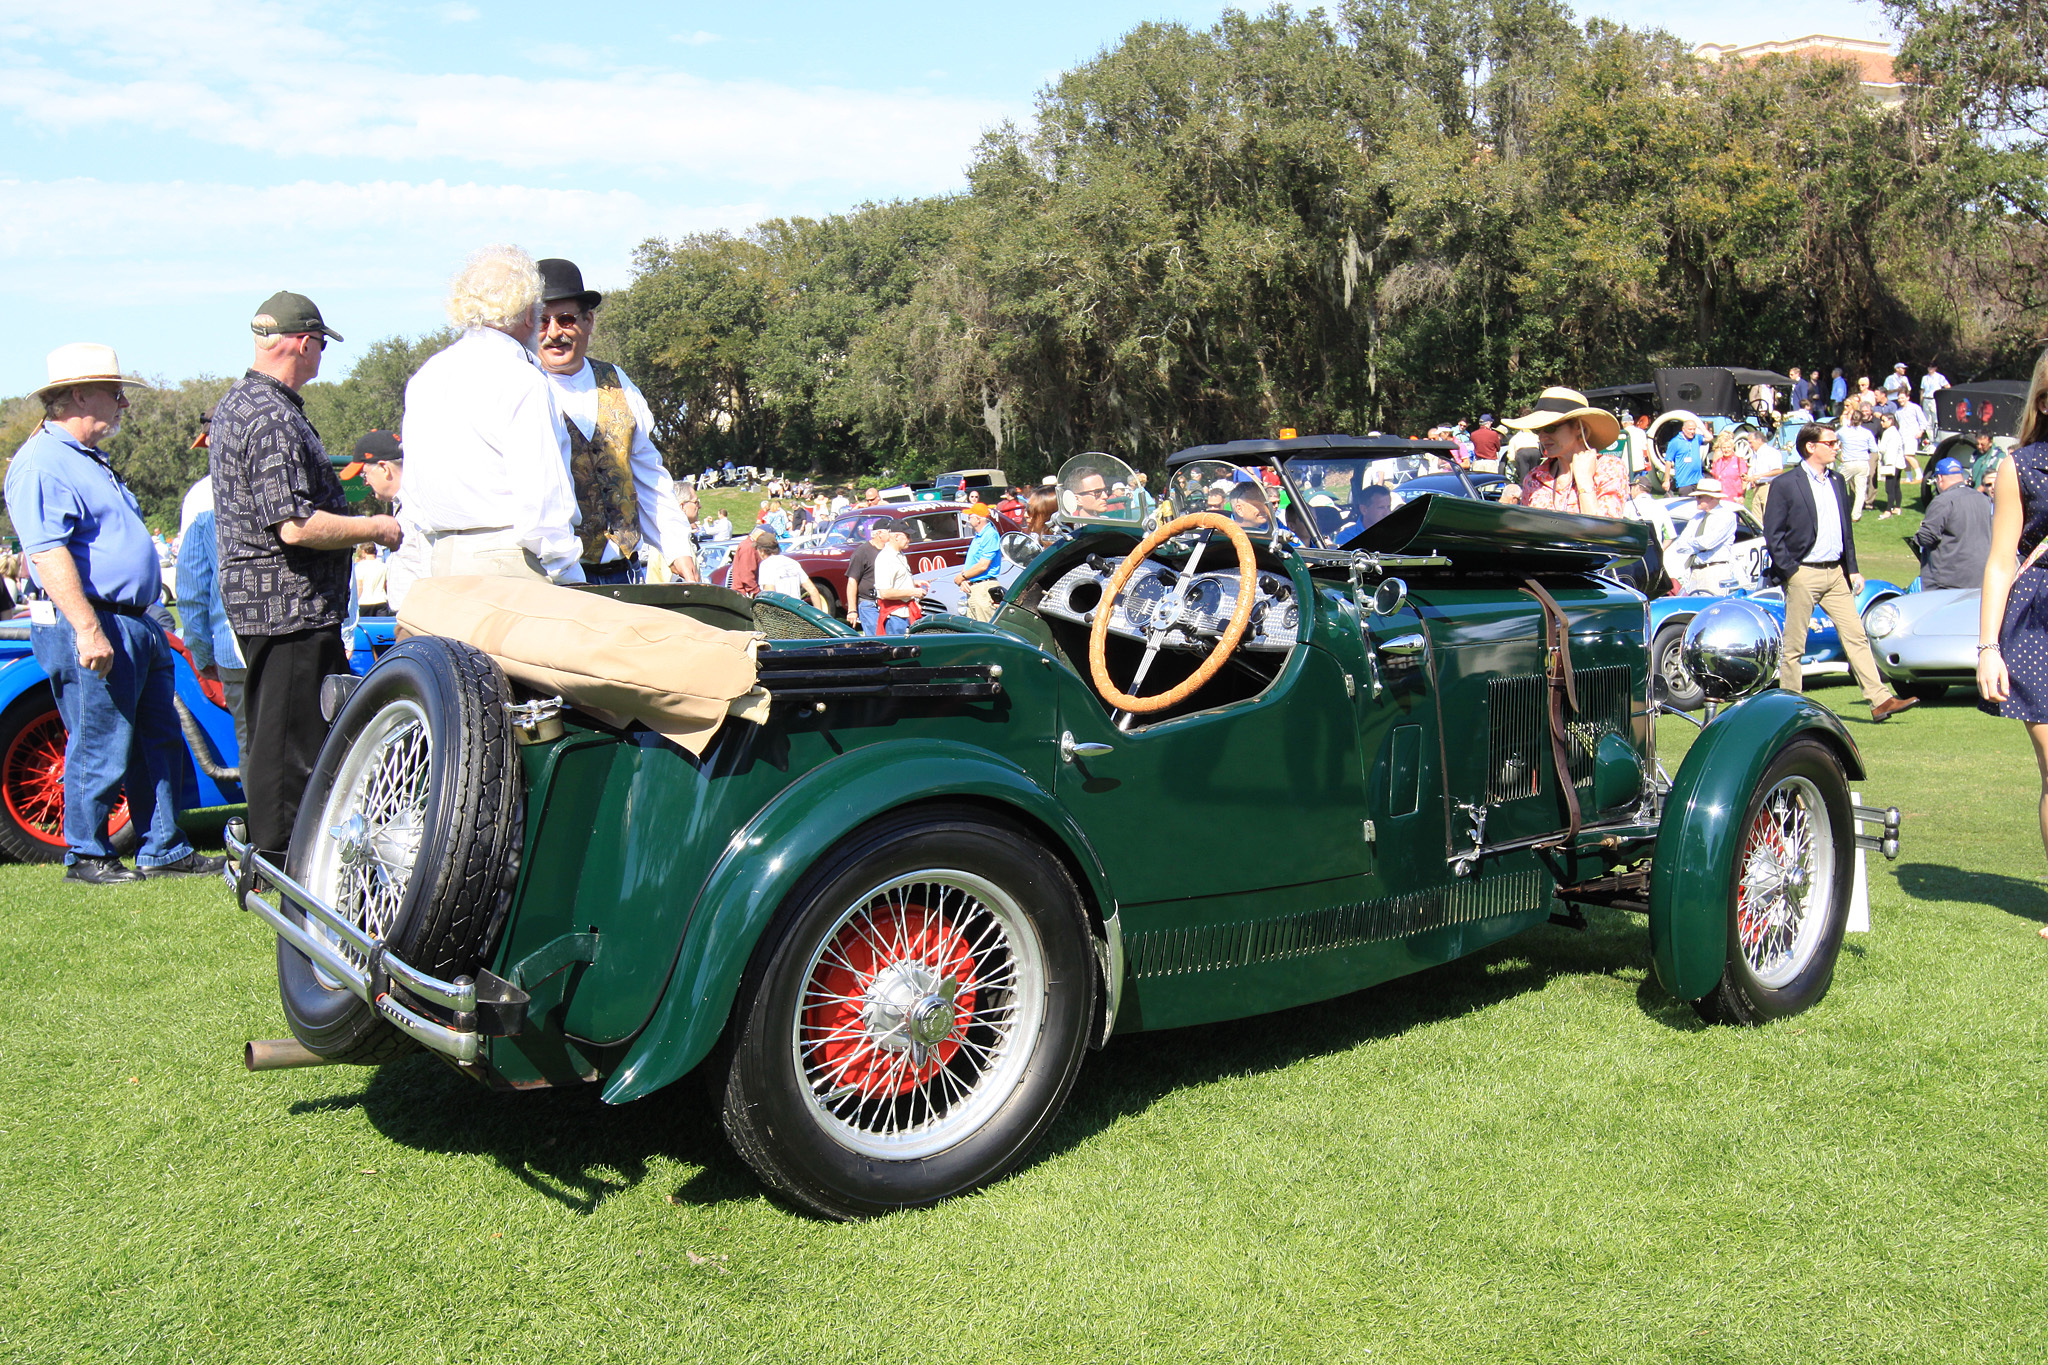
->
[1649,690,1865,1002]
[600,739,1114,1104]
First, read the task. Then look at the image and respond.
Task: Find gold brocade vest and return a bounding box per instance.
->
[567,359,642,563]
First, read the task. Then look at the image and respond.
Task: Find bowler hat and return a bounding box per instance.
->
[537,258,602,310]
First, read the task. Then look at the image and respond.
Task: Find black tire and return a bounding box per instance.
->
[0,688,141,864]
[810,579,841,618]
[718,808,1096,1220]
[1652,620,1705,710]
[1902,681,1948,702]
[277,637,524,1063]
[1693,739,1854,1025]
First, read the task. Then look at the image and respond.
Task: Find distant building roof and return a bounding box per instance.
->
[1694,35,1903,105]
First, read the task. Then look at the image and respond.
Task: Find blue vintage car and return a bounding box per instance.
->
[0,613,245,862]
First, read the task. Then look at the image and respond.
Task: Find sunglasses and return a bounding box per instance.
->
[541,311,589,331]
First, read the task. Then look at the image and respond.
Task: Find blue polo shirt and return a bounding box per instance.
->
[1667,431,1707,488]
[3,422,160,609]
[964,522,1003,583]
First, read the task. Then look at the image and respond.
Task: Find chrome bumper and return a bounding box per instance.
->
[224,819,491,1065]
[1852,803,1902,860]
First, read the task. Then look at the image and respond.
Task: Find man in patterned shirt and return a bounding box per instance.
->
[211,292,401,859]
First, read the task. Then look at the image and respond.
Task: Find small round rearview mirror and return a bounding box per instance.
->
[1372,577,1408,616]
[1001,531,1039,566]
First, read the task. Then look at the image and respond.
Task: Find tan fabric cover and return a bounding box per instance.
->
[399,576,762,754]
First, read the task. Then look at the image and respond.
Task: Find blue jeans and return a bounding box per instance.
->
[882,613,910,637]
[858,600,879,635]
[30,611,194,865]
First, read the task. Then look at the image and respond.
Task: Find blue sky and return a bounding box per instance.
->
[1,0,1892,393]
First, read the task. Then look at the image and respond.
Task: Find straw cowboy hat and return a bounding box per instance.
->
[32,343,153,402]
[1691,477,1725,500]
[1502,387,1620,450]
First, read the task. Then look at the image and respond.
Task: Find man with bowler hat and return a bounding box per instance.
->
[211,292,401,861]
[531,258,696,585]
[4,344,223,883]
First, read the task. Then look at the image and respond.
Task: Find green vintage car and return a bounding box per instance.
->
[228,437,1901,1220]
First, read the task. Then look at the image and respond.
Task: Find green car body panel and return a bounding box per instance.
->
[1646,688,1865,1001]
[345,467,1877,1109]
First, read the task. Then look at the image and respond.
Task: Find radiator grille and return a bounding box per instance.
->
[1127,870,1548,980]
[1485,664,1632,803]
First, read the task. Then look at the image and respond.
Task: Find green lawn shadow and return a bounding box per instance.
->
[1892,860,2048,928]
[291,1058,757,1215]
[286,905,1687,1220]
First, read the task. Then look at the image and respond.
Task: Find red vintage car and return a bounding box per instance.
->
[715,502,1019,614]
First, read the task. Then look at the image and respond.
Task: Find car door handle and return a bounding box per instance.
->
[1377,633,1426,658]
[1060,731,1114,763]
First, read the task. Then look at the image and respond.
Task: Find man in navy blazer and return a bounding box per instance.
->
[1762,424,1917,721]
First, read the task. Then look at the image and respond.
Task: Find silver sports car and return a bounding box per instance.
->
[1865,588,1979,701]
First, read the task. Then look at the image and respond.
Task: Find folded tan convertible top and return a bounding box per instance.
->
[398,577,765,754]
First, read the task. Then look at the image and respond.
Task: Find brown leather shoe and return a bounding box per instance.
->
[1871,695,1921,722]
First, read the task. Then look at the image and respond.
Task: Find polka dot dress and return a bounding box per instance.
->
[1988,441,2048,722]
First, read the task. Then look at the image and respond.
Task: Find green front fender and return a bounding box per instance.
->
[600,739,1114,1105]
[1649,689,1866,1002]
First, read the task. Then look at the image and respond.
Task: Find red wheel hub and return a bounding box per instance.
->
[2,708,132,848]
[802,900,981,1099]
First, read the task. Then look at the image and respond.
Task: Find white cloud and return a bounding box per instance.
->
[0,9,1010,194]
[437,3,480,20]
[671,30,720,46]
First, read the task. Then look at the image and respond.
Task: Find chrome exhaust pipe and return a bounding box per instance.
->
[244,1038,333,1071]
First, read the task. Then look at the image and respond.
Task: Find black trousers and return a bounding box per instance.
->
[238,627,349,857]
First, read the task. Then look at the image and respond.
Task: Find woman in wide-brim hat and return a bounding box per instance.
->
[1502,387,1627,518]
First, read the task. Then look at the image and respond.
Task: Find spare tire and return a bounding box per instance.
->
[277,636,524,1063]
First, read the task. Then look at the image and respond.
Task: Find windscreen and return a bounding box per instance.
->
[1279,452,1453,545]
[1054,452,1147,529]
[818,513,888,550]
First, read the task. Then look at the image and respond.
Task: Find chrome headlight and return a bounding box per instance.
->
[1864,602,1901,639]
[1680,598,1781,703]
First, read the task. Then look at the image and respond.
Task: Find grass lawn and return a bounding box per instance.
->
[3,512,2043,1364]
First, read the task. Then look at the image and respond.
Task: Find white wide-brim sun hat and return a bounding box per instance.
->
[1501,386,1621,450]
[31,343,153,401]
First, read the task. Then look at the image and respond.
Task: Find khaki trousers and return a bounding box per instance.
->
[424,527,552,584]
[965,581,998,622]
[1779,563,1890,707]
[1838,462,1871,520]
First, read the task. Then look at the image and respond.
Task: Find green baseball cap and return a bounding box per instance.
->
[251,291,343,342]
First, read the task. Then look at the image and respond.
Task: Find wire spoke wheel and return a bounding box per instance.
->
[302,700,432,983]
[793,870,1045,1161]
[277,638,522,1064]
[722,811,1095,1218]
[1735,775,1834,988]
[1,702,133,857]
[1693,739,1852,1026]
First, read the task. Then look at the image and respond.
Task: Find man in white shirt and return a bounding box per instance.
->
[343,431,428,612]
[401,244,584,584]
[532,258,697,585]
[753,533,829,610]
[1920,363,1949,407]
[1665,477,1745,594]
[1621,471,1673,545]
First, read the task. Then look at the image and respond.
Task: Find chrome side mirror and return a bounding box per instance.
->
[1000,531,1039,566]
[1372,577,1408,616]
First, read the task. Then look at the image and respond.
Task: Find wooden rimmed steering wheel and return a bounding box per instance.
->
[1087,512,1259,715]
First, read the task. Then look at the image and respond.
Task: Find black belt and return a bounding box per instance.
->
[1800,560,1841,570]
[87,597,148,618]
